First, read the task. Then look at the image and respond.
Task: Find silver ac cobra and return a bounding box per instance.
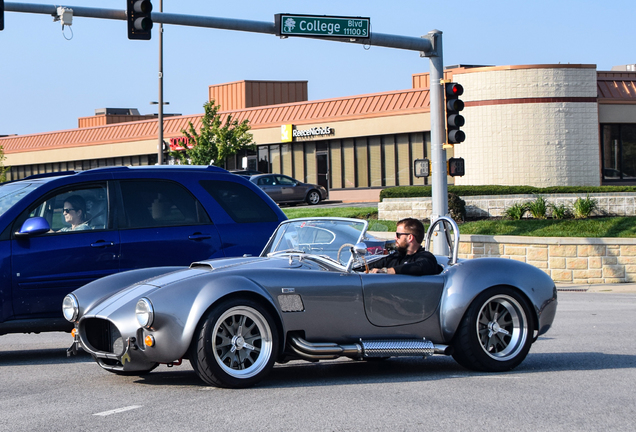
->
[64,217,557,388]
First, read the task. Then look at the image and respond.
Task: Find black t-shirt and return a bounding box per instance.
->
[364,247,443,276]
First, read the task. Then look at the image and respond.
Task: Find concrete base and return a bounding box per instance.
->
[328,188,381,203]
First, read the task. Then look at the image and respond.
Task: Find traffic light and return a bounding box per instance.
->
[127,0,153,40]
[448,157,465,177]
[444,82,465,144]
[1,0,4,31]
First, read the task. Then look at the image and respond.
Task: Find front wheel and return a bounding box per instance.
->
[452,287,534,372]
[189,298,278,388]
[306,190,321,205]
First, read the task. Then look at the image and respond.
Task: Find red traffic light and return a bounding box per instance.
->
[446,83,464,97]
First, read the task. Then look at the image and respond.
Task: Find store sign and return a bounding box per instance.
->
[275,14,370,38]
[281,124,334,142]
[169,137,193,151]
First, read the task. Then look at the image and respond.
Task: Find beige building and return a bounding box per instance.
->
[1,64,635,202]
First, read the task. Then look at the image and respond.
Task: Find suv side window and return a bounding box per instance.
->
[200,180,279,223]
[119,180,211,229]
[20,184,109,233]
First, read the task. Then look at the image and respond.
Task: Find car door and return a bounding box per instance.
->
[10,183,120,319]
[360,274,445,326]
[276,175,304,202]
[116,179,224,271]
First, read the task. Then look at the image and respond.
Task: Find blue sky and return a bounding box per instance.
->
[1,0,634,136]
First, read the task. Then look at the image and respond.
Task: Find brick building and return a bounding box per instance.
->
[1,64,635,202]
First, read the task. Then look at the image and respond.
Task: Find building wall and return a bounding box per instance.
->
[453,65,601,187]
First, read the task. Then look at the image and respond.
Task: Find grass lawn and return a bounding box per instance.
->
[282,206,636,238]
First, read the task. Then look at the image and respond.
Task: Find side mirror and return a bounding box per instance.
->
[16,217,51,238]
[354,242,368,256]
[346,242,368,272]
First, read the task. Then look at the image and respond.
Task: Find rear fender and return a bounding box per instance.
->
[440,258,556,341]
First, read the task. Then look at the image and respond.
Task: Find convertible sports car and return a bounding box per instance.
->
[64,217,557,388]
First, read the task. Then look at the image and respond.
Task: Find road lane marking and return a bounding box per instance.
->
[94,405,142,417]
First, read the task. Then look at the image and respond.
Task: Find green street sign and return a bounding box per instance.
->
[275,14,370,38]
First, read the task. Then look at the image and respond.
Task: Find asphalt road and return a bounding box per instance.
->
[1,292,635,432]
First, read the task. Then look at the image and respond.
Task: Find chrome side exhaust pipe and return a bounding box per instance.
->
[289,336,452,361]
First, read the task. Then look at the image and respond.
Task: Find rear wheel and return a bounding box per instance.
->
[189,298,278,388]
[452,287,534,372]
[306,190,321,205]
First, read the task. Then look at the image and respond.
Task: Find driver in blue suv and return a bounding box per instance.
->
[59,195,91,232]
[365,218,443,276]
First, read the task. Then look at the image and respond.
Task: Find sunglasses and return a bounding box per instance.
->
[63,208,76,214]
[395,232,410,237]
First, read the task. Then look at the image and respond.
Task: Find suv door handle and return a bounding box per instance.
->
[91,241,115,248]
[189,233,212,241]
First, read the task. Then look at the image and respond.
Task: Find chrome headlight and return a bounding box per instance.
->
[62,294,79,322]
[135,298,154,328]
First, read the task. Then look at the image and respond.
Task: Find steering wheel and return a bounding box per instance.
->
[337,243,355,264]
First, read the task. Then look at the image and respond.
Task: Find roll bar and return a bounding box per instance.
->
[424,216,460,265]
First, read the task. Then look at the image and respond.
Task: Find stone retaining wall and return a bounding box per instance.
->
[378,193,636,220]
[457,234,636,284]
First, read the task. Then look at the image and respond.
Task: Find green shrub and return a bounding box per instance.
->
[550,203,572,219]
[526,195,548,219]
[573,194,598,219]
[448,193,466,222]
[504,203,528,220]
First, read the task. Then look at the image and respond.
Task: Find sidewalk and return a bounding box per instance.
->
[556,283,636,293]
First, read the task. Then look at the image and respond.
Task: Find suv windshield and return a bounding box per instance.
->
[261,218,367,264]
[0,182,42,218]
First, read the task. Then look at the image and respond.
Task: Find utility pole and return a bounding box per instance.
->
[427,30,449,256]
[157,0,164,165]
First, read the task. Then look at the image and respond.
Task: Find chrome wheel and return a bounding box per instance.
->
[211,306,274,379]
[476,294,528,361]
[307,190,321,205]
[452,287,534,372]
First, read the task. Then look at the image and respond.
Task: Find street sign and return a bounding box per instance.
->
[275,14,370,38]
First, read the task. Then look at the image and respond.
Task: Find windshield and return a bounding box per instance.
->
[261,218,368,265]
[0,182,41,218]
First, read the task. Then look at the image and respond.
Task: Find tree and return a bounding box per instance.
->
[0,145,8,183]
[169,100,254,166]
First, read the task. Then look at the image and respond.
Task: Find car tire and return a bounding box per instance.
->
[306,190,321,205]
[189,298,278,388]
[451,287,534,372]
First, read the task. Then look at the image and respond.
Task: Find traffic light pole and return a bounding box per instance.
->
[4,2,451,253]
[426,30,450,256]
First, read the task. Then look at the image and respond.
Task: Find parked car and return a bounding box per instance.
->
[65,216,557,388]
[0,165,286,336]
[229,169,262,176]
[250,174,328,205]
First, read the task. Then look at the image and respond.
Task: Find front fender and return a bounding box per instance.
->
[439,258,557,341]
[144,274,281,362]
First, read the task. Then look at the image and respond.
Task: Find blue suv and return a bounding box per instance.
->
[0,166,286,335]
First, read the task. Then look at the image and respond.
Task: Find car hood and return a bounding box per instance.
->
[84,256,302,318]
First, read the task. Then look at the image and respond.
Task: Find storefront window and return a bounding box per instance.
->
[602,124,636,181]
[258,146,270,173]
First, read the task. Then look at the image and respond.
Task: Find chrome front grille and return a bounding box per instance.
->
[82,318,122,355]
